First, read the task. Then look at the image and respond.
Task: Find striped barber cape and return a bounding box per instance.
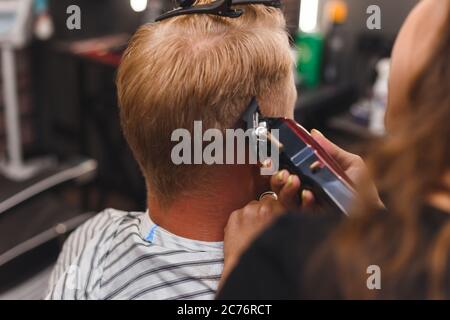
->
[46,209,224,300]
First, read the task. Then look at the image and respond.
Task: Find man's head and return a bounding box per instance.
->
[117,1,296,205]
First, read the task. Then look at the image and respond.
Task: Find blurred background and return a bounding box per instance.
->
[0,0,419,299]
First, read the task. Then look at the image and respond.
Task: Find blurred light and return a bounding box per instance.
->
[299,0,319,33]
[130,0,148,12]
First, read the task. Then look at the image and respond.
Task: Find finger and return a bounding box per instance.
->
[300,190,315,210]
[278,175,301,210]
[270,170,289,195]
[258,197,286,217]
[259,191,278,201]
[258,195,278,205]
[311,129,358,170]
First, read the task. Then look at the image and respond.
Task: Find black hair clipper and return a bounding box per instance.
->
[243,98,356,215]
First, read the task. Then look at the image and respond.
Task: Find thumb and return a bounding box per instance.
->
[310,129,357,170]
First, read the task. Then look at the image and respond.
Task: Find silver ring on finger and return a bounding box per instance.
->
[258,191,278,201]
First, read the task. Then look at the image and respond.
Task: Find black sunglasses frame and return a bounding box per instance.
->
[155,0,282,22]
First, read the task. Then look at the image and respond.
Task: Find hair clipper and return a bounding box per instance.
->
[243,98,356,215]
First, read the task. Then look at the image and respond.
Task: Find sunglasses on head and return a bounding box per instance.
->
[156,0,282,22]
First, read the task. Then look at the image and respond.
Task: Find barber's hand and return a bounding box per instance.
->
[220,195,286,288]
[271,129,382,210]
[270,170,315,211]
[219,130,383,290]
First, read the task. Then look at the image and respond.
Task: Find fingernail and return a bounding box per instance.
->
[286,175,293,186]
[311,129,324,137]
[301,189,307,202]
[277,171,286,182]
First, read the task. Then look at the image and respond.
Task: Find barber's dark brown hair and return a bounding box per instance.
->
[306,2,450,299]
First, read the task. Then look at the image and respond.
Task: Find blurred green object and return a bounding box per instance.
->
[295,32,324,89]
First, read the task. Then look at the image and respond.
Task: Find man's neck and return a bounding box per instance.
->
[148,165,267,242]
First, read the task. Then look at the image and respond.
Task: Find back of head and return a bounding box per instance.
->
[117,1,295,204]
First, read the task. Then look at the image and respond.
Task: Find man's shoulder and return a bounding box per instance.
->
[67,208,147,257]
[80,208,144,235]
[89,208,142,225]
[46,208,147,299]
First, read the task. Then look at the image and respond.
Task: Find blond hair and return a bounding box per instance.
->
[117,2,295,204]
